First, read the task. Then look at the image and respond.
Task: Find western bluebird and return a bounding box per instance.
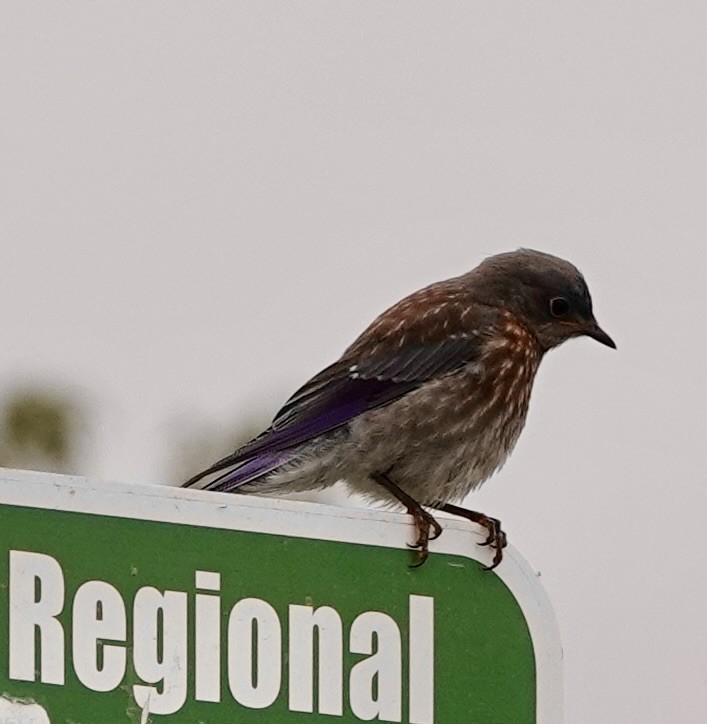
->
[183,249,615,569]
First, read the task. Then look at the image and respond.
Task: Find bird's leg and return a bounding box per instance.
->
[371,472,443,567]
[435,502,507,571]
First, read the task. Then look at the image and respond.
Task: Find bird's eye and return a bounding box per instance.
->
[550,297,570,317]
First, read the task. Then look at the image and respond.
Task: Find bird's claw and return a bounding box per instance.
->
[476,515,506,570]
[407,507,442,568]
[370,472,443,568]
[433,503,508,571]
[477,515,506,548]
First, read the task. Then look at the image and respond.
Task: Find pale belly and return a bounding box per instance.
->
[344,362,538,504]
[254,352,540,505]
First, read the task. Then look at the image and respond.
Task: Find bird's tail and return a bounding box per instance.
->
[182,448,293,493]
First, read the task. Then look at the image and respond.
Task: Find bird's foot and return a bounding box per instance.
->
[475,515,507,570]
[406,507,443,568]
[434,503,508,570]
[370,471,442,568]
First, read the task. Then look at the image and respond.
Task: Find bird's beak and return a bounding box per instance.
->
[584,320,616,349]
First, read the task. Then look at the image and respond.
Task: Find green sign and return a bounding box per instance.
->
[0,469,561,722]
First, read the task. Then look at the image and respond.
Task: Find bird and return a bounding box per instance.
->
[183,249,615,569]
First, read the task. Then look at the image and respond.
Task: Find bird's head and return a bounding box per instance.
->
[469,248,616,352]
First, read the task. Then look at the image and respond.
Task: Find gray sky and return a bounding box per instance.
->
[2,3,706,722]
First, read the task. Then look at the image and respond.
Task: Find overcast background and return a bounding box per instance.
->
[1,3,705,722]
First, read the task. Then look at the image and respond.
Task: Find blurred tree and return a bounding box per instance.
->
[0,389,84,473]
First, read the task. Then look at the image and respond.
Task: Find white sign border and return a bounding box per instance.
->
[0,468,562,723]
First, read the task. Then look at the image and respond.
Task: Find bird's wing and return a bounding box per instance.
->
[270,335,480,432]
[183,290,488,490]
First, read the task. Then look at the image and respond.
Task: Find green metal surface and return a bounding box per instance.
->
[0,503,535,722]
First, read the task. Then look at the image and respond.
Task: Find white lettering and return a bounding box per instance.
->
[4,550,435,720]
[72,580,126,692]
[289,604,343,715]
[349,611,402,722]
[409,595,434,724]
[8,550,65,685]
[0,695,50,723]
[195,571,221,702]
[132,587,188,715]
[228,598,281,708]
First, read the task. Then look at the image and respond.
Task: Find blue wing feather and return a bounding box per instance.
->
[182,330,482,491]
